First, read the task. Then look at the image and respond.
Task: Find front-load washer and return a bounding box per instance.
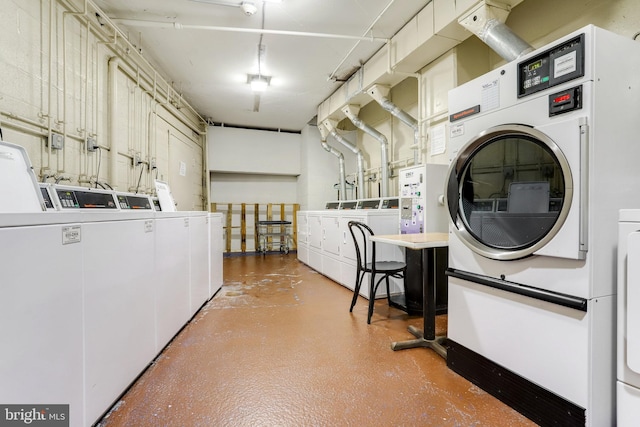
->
[445,25,640,426]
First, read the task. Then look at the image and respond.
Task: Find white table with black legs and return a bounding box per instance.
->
[370,232,449,358]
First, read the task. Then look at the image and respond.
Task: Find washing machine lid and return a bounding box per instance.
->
[154,180,177,212]
[0,141,46,213]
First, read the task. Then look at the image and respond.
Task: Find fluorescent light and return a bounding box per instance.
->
[263,0,282,3]
[250,76,269,92]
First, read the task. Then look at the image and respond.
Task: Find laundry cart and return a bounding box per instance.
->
[257,220,292,254]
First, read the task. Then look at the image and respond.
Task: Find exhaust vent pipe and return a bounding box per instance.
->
[323,119,366,199]
[341,104,390,197]
[459,2,532,62]
[318,123,347,200]
[367,85,419,165]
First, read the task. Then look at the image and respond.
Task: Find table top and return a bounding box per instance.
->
[371,232,449,250]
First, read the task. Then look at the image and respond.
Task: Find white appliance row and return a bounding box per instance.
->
[0,210,223,427]
[297,208,404,299]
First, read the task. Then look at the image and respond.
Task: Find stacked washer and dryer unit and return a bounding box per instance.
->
[445,25,640,426]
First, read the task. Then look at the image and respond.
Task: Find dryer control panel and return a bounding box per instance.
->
[518,34,585,98]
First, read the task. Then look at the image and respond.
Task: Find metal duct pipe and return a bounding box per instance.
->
[321,141,347,200]
[317,122,347,200]
[341,104,389,197]
[323,119,365,199]
[108,56,119,188]
[458,2,533,62]
[367,85,419,165]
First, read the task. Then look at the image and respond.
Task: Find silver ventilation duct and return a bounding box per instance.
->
[323,119,366,199]
[459,2,533,62]
[367,85,420,165]
[318,122,347,200]
[341,104,390,197]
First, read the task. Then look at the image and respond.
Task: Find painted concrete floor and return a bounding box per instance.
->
[98,253,537,427]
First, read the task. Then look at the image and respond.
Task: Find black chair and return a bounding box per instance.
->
[348,221,406,324]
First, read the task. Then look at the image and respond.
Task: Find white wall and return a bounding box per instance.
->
[207,125,302,210]
[208,125,300,175]
[0,0,206,210]
[298,124,357,210]
[208,124,357,211]
[211,173,298,204]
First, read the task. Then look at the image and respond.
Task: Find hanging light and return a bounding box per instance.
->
[247,74,271,92]
[250,75,268,92]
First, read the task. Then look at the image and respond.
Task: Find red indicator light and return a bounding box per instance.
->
[554,94,571,104]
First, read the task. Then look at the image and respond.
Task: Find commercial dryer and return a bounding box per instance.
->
[617,210,640,426]
[445,25,640,426]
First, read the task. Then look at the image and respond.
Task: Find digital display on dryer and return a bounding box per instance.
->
[518,34,585,98]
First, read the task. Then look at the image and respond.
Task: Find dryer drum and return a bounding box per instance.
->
[446,125,573,260]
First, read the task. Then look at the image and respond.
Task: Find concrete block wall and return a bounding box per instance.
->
[0,0,207,210]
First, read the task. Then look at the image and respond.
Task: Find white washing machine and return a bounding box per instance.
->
[82,212,156,426]
[445,25,640,426]
[617,210,640,425]
[209,212,224,298]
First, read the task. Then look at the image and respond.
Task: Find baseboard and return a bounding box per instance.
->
[446,340,585,427]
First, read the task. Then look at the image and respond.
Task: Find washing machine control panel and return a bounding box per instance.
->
[56,188,118,209]
[116,194,153,210]
[339,201,357,210]
[518,34,585,98]
[325,201,340,209]
[357,199,381,210]
[381,198,399,209]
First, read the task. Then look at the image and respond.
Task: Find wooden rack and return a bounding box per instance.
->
[210,203,299,253]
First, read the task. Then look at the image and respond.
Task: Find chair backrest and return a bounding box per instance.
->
[348,221,377,270]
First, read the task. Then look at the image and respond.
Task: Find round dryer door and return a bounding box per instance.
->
[446,124,573,260]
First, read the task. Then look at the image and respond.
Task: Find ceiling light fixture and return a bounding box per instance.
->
[248,74,270,92]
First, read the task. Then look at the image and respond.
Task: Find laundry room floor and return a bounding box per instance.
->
[97,253,536,427]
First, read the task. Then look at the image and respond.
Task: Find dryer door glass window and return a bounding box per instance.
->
[457,132,565,251]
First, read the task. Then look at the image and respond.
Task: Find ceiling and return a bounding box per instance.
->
[93,0,433,132]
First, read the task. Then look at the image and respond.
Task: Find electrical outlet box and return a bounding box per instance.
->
[132,153,142,167]
[48,133,64,150]
[86,136,97,152]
